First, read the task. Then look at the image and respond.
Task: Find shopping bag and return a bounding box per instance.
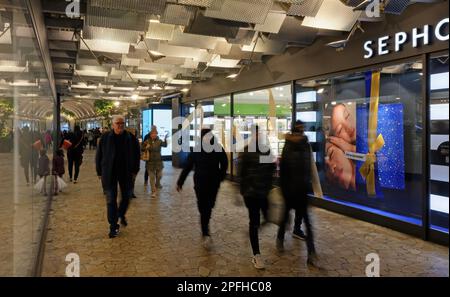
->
[267,187,286,226]
[62,139,72,150]
[141,150,150,161]
[34,177,45,191]
[32,140,43,151]
[56,176,67,190]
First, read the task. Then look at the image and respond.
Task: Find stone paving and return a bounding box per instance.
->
[40,151,449,277]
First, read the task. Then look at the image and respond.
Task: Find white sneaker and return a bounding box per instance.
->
[151,192,156,198]
[252,254,265,270]
[202,236,212,250]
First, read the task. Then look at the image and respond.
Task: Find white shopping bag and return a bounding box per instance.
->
[267,187,286,226]
[34,177,45,191]
[56,176,67,190]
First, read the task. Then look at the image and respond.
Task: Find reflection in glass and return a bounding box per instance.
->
[0,2,54,275]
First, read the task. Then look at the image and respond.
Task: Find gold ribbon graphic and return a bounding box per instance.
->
[359,71,385,196]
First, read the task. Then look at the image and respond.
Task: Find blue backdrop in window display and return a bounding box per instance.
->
[356,103,406,191]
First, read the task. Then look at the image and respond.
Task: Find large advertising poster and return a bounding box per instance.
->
[323,100,405,195]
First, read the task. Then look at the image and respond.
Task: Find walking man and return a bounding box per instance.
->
[96,115,140,238]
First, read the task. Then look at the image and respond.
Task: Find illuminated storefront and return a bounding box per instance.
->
[184,4,449,244]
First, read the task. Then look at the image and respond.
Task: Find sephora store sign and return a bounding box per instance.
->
[364,17,449,59]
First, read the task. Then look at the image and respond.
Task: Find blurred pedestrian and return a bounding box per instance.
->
[177,128,228,250]
[238,125,275,270]
[277,120,317,266]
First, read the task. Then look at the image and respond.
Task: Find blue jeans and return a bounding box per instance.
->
[105,177,132,231]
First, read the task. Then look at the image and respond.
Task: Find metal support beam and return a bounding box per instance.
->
[25,0,57,100]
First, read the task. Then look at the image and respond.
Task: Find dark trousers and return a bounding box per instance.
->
[277,196,315,255]
[293,208,303,232]
[105,177,132,231]
[144,169,149,183]
[244,196,269,256]
[195,186,219,237]
[67,155,81,180]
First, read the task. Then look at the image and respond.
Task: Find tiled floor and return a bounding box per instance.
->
[40,151,448,277]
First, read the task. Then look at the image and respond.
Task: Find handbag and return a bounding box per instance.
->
[267,187,286,226]
[141,150,150,161]
[62,139,72,150]
[32,140,43,151]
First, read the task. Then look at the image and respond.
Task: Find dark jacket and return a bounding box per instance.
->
[52,155,65,176]
[67,131,84,159]
[238,143,275,198]
[38,155,50,177]
[177,144,228,191]
[280,133,312,202]
[95,130,140,190]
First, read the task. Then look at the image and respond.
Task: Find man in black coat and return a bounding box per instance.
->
[96,115,140,238]
[277,120,317,266]
[177,128,228,250]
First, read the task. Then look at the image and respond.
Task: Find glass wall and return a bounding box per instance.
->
[296,60,424,224]
[0,1,55,275]
[429,52,449,233]
[233,84,292,177]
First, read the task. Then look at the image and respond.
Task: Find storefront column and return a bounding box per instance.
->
[53,93,61,155]
[422,53,431,241]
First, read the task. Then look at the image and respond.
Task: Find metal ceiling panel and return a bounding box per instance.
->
[146,22,175,41]
[184,11,240,39]
[287,0,323,17]
[208,56,240,68]
[80,39,130,54]
[254,11,286,33]
[169,27,222,49]
[269,16,318,45]
[177,0,214,7]
[161,3,196,26]
[211,40,233,55]
[225,29,255,45]
[339,0,365,6]
[384,0,411,15]
[182,58,200,69]
[301,0,361,31]
[121,55,141,67]
[86,5,148,31]
[47,30,76,41]
[276,0,304,3]
[0,25,11,45]
[89,0,166,15]
[241,36,287,54]
[83,26,140,44]
[155,56,187,66]
[205,0,274,24]
[157,43,211,62]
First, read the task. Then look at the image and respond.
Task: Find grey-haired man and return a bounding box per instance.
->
[96,115,140,238]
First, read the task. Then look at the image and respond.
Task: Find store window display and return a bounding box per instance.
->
[232,85,292,177]
[297,60,424,224]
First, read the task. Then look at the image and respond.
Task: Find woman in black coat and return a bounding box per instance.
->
[67,125,84,183]
[177,128,228,250]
